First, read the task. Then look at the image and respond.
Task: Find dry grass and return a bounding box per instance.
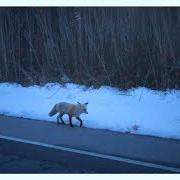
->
[0,7,179,90]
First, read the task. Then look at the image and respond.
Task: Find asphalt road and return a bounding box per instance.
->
[0,115,180,173]
[0,152,92,173]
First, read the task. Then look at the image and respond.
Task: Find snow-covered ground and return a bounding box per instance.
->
[0,82,180,139]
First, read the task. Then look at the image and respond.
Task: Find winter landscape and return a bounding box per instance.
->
[0,82,180,139]
[0,7,180,173]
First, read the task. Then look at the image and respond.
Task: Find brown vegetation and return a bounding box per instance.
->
[0,7,179,90]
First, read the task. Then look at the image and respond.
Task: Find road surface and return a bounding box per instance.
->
[0,115,180,173]
[0,152,91,173]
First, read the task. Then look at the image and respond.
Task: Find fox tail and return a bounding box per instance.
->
[48,104,57,117]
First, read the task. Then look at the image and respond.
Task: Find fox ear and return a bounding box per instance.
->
[77,101,81,105]
[84,102,88,105]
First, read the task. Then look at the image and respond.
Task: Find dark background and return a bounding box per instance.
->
[0,7,179,90]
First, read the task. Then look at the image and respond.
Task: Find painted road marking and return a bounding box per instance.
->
[0,135,180,172]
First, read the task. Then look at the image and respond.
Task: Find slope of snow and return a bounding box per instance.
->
[0,82,180,139]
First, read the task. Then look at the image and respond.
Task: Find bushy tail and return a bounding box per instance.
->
[48,104,57,117]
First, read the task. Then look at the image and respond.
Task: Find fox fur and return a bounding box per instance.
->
[49,102,88,127]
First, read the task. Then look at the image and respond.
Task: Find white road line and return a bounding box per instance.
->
[0,135,180,172]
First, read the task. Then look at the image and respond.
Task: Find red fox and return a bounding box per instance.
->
[48,102,88,127]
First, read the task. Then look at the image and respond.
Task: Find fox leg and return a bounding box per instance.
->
[57,113,65,124]
[60,113,65,124]
[57,115,60,124]
[76,117,83,127]
[68,115,74,127]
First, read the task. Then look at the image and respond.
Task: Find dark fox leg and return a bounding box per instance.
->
[57,113,65,124]
[76,117,83,127]
[68,115,74,127]
[57,115,60,124]
[60,113,65,124]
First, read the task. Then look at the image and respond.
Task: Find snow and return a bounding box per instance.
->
[0,82,180,139]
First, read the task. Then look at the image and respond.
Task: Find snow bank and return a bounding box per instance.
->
[0,82,180,139]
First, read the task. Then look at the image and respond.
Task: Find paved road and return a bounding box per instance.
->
[1,138,167,173]
[0,152,91,173]
[0,115,180,173]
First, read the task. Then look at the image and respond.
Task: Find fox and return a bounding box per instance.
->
[48,102,88,127]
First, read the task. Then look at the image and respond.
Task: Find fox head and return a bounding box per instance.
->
[77,102,88,114]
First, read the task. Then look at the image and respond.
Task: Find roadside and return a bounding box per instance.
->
[0,115,180,173]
